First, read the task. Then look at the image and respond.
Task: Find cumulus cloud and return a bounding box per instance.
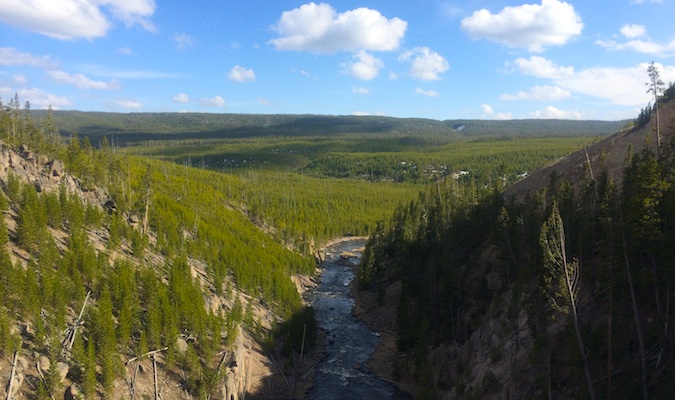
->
[416,88,439,97]
[461,0,583,52]
[0,47,57,69]
[199,96,227,107]
[47,70,119,90]
[531,106,583,119]
[620,24,646,39]
[172,93,189,103]
[398,47,449,80]
[0,86,71,109]
[174,33,196,50]
[501,85,571,101]
[0,0,155,40]
[481,104,512,119]
[269,2,407,53]
[596,25,675,56]
[343,50,384,80]
[512,57,675,106]
[115,99,143,109]
[352,87,370,94]
[228,66,256,82]
[509,56,574,79]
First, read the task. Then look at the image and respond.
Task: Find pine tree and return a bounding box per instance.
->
[91,287,118,393]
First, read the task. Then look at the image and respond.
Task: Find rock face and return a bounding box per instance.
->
[0,142,114,211]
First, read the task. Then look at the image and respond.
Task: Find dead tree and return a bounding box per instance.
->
[61,291,91,358]
[540,203,595,400]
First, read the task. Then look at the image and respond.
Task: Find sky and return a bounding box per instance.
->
[1,0,675,121]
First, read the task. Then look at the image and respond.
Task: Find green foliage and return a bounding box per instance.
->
[363,131,675,396]
[269,306,318,358]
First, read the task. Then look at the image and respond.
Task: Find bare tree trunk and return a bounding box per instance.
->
[6,351,17,400]
[152,355,159,400]
[619,210,648,400]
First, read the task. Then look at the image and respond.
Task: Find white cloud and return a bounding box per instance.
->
[199,96,227,107]
[501,85,571,101]
[343,50,384,80]
[620,24,646,39]
[352,87,370,94]
[117,47,133,55]
[0,86,71,109]
[0,47,57,68]
[512,57,674,106]
[269,3,407,53]
[0,0,155,40]
[228,65,256,82]
[257,97,272,106]
[461,0,583,52]
[596,24,675,56]
[416,88,440,97]
[596,37,675,57]
[510,56,574,79]
[398,47,449,80]
[494,112,513,120]
[481,104,512,119]
[531,105,583,119]
[47,70,119,90]
[174,33,196,50]
[115,99,143,109]
[172,93,189,103]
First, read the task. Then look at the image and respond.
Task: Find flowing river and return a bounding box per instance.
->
[305,239,409,400]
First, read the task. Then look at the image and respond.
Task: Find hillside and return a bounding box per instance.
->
[0,113,326,399]
[506,98,675,199]
[36,110,625,146]
[356,97,675,399]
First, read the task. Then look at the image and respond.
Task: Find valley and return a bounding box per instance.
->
[0,96,672,399]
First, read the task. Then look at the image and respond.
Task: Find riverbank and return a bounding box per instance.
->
[351,269,417,397]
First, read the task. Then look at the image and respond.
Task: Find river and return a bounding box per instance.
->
[305,239,409,400]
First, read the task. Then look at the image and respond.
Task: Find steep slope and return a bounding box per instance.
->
[0,139,320,400]
[506,99,675,199]
[356,98,675,399]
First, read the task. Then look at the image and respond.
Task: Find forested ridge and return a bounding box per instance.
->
[39,110,624,146]
[358,98,675,398]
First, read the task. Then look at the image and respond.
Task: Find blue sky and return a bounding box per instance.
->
[1,0,674,120]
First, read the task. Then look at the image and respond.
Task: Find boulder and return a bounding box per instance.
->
[37,355,50,373]
[176,337,189,354]
[50,159,63,178]
[57,362,69,383]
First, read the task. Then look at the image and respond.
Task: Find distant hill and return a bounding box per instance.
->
[32,110,626,146]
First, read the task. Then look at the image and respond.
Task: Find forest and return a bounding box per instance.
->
[358,96,675,397]
[0,91,641,399]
